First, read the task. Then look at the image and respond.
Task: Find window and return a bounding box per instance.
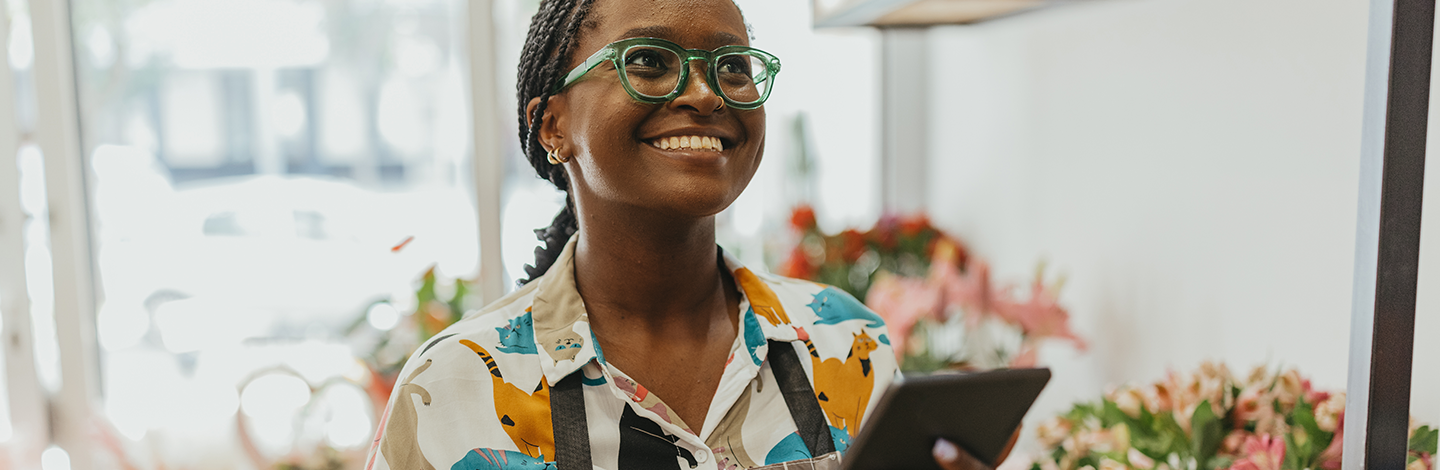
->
[70,0,476,462]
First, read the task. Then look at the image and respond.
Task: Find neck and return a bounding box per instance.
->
[573,203,727,332]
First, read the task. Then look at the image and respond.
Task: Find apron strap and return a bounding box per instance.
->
[551,371,591,470]
[767,340,836,457]
[548,341,835,469]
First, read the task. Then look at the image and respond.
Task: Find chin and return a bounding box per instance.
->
[653,181,747,219]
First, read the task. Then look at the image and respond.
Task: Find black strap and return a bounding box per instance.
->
[548,341,834,469]
[551,371,591,470]
[768,340,836,457]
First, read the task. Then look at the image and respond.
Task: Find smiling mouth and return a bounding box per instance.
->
[648,135,725,152]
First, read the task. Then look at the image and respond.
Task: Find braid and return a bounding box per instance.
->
[516,0,599,285]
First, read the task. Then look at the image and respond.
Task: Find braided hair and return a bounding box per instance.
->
[515,0,599,285]
[515,0,751,285]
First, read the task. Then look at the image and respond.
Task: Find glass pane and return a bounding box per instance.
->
[71,0,475,464]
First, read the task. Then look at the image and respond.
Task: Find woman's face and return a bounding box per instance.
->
[540,0,765,220]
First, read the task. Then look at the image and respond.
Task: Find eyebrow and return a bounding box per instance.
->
[615,26,745,48]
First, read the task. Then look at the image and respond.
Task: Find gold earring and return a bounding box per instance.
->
[547,149,570,164]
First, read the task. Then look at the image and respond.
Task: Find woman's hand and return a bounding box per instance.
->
[932,426,1022,470]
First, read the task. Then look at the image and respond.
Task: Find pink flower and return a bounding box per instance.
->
[1314,393,1345,433]
[1273,370,1305,409]
[991,280,1087,350]
[1127,449,1156,470]
[1140,384,1173,414]
[940,257,992,327]
[1316,413,1344,470]
[1227,435,1285,470]
[1221,430,1255,456]
[864,272,941,356]
[1233,387,1267,422]
[1109,386,1146,419]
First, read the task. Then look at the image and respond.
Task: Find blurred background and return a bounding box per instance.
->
[0,0,1435,469]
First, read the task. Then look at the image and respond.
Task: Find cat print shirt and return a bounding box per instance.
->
[366,235,898,470]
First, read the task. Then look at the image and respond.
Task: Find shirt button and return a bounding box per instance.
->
[695,450,709,463]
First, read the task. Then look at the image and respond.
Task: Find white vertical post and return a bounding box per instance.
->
[28,0,99,469]
[879,28,928,214]
[0,5,49,469]
[467,0,506,302]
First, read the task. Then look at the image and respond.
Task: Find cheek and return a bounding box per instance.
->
[570,99,649,154]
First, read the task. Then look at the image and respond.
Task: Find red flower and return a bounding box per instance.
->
[790,205,817,231]
[778,248,817,279]
[899,214,931,236]
[866,218,899,250]
[839,229,867,263]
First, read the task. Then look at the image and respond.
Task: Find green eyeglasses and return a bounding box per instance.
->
[553,37,781,110]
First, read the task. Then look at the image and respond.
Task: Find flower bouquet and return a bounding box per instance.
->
[775,205,1085,372]
[1032,362,1437,470]
[777,205,967,300]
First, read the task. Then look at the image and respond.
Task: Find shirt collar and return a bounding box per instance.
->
[530,235,800,386]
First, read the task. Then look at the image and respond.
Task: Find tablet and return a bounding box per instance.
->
[840,368,1052,470]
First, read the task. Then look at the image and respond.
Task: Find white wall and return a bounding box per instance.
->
[920,0,1440,439]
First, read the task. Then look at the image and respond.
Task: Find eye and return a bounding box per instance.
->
[625,49,667,70]
[717,56,751,76]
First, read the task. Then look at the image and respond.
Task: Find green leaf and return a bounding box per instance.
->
[1135,406,1159,438]
[1291,400,1332,465]
[416,267,439,305]
[447,278,471,317]
[1102,400,1132,428]
[1190,401,1223,469]
[1410,425,1438,454]
[1153,412,1192,457]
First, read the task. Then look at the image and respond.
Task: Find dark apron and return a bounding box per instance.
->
[549,340,841,470]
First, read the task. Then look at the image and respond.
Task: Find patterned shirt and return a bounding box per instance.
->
[366,236,897,470]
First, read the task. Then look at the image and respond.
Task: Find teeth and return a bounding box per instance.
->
[650,135,725,151]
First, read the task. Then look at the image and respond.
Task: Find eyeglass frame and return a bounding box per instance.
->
[551,37,782,110]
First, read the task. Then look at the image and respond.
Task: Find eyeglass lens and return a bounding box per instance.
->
[621,45,770,104]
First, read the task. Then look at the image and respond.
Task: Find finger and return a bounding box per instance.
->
[933,438,992,470]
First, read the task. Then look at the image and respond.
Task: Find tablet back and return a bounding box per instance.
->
[841,368,1052,470]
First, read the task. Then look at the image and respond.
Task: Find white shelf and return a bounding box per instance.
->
[813,0,1074,27]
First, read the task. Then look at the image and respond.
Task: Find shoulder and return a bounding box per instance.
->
[748,271,884,331]
[371,284,550,468]
[756,273,895,360]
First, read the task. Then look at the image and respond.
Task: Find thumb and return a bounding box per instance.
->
[933,439,991,470]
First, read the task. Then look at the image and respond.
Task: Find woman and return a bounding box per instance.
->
[367,0,1006,468]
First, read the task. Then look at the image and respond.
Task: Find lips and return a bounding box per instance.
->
[648,135,724,152]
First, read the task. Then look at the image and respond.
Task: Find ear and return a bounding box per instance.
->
[525,95,570,155]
